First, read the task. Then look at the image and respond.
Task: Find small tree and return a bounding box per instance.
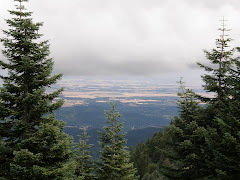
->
[96,102,138,180]
[0,0,75,179]
[75,127,95,180]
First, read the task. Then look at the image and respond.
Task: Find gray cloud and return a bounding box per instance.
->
[1,0,240,77]
[56,56,182,76]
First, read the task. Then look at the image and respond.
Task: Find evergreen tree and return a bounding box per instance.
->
[160,80,208,179]
[161,19,240,179]
[0,0,75,179]
[141,170,165,180]
[75,127,95,180]
[96,102,138,180]
[195,19,240,179]
[130,143,151,179]
[197,18,234,103]
[130,19,240,180]
[129,128,172,179]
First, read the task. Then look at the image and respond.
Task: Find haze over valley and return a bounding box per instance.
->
[51,77,204,130]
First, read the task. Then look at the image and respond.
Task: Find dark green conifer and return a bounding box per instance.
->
[162,19,240,179]
[197,18,234,103]
[96,103,138,180]
[130,19,240,180]
[130,142,151,179]
[75,127,95,180]
[0,0,75,179]
[129,128,172,179]
[161,80,208,179]
[196,19,240,179]
[141,170,165,180]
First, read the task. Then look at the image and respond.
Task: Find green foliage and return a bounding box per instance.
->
[160,80,208,179]
[197,20,234,102]
[142,170,166,180]
[161,20,240,179]
[195,20,240,179]
[131,20,240,180]
[130,143,151,179]
[130,129,172,180]
[74,127,95,180]
[0,0,75,179]
[97,102,138,180]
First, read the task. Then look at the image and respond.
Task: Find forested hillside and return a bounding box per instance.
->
[56,101,178,130]
[1,1,240,180]
[64,126,161,159]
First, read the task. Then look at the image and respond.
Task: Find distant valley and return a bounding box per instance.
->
[51,78,204,149]
[52,78,185,130]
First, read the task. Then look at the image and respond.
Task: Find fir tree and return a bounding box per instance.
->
[129,128,172,179]
[75,127,95,180]
[0,0,75,179]
[129,142,151,179]
[162,19,240,179]
[197,18,235,105]
[160,79,208,180]
[141,170,165,180]
[196,18,240,179]
[129,19,240,180]
[96,102,138,180]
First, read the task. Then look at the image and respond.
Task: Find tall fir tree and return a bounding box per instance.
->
[197,18,235,103]
[0,0,75,179]
[75,127,95,180]
[161,19,240,179]
[96,102,138,180]
[196,18,240,179]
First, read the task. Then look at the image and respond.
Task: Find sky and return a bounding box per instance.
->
[1,0,240,83]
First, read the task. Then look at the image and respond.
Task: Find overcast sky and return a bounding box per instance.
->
[1,0,240,81]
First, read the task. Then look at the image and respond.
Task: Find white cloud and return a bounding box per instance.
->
[1,0,240,78]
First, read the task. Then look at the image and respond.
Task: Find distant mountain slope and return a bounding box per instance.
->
[126,127,162,147]
[64,126,162,158]
[57,99,178,131]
